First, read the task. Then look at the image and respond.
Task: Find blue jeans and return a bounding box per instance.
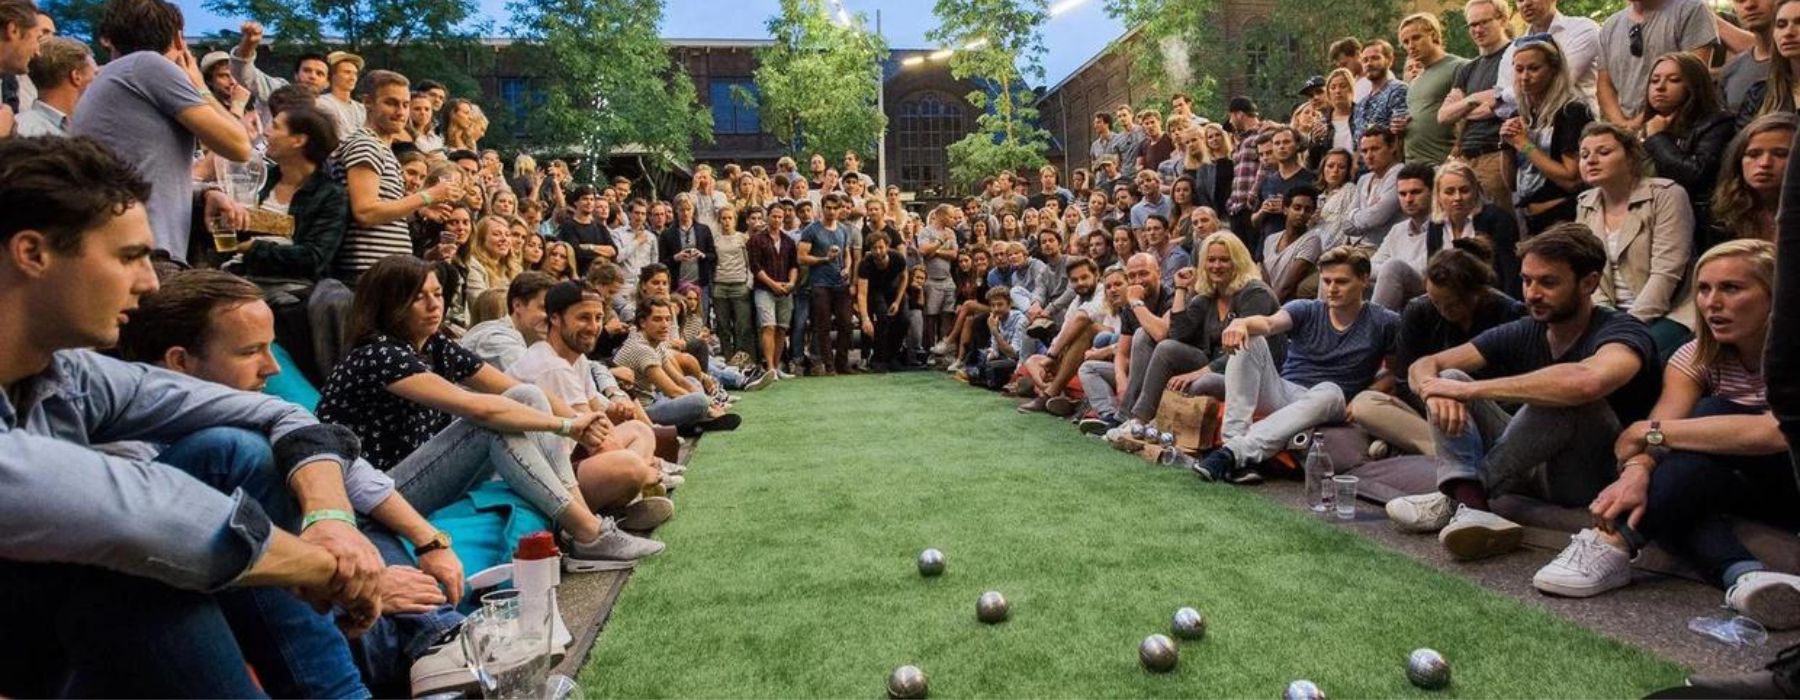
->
[788,285,812,364]
[159,427,371,699]
[386,384,577,522]
[647,388,713,427]
[1430,369,1619,507]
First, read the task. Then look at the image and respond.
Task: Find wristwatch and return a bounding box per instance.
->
[1644,421,1665,448]
[414,531,452,556]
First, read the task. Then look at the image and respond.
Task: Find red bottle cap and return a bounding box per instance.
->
[515,531,561,560]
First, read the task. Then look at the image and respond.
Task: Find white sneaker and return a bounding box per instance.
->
[1726,571,1800,630]
[774,368,796,380]
[946,359,965,373]
[1438,505,1523,561]
[1385,493,1454,533]
[659,459,686,476]
[1532,529,1633,598]
[931,340,953,356]
[662,473,685,490]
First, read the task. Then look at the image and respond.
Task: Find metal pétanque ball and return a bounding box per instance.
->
[1159,431,1176,447]
[886,665,928,699]
[917,549,945,577]
[976,591,1009,623]
[1171,607,1207,640]
[1284,679,1326,700]
[1138,633,1179,673]
[1406,648,1451,690]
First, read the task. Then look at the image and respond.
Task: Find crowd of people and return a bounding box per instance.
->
[3,0,1800,694]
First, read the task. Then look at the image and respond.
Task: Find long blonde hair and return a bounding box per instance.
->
[1191,230,1262,297]
[1692,239,1777,371]
[1513,39,1578,131]
[470,215,521,286]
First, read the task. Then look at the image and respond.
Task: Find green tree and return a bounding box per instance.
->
[1232,0,1400,121]
[744,0,889,165]
[1102,0,1224,114]
[927,0,1054,189]
[507,0,712,175]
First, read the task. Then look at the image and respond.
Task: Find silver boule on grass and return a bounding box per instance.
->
[976,591,1008,623]
[1406,648,1451,690]
[1138,633,1178,673]
[886,665,927,699]
[1171,607,1207,640]
[917,548,945,577]
[1284,679,1325,700]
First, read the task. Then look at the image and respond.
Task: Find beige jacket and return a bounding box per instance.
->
[1574,177,1695,329]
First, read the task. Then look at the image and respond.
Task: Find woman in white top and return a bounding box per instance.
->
[711,204,756,364]
[1310,148,1357,250]
[1574,121,1697,358]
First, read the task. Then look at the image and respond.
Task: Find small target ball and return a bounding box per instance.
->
[886,665,927,699]
[1171,607,1207,640]
[1138,633,1178,673]
[1284,680,1325,700]
[976,591,1009,623]
[917,549,945,577]
[1406,648,1451,690]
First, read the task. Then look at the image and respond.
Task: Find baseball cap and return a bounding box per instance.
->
[325,50,365,72]
[544,282,603,316]
[1227,96,1259,116]
[1297,75,1326,97]
[199,51,232,76]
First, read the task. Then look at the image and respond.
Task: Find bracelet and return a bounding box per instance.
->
[556,417,574,437]
[1519,142,1537,156]
[420,191,434,206]
[301,509,357,531]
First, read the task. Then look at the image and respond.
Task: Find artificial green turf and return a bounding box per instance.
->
[580,373,1686,698]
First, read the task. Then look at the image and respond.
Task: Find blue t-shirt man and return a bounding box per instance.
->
[1278,298,1401,396]
[799,220,854,289]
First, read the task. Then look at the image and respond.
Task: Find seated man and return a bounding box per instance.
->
[1368,163,1434,312]
[614,295,740,435]
[1348,241,1524,458]
[1387,224,1662,561]
[964,286,1028,390]
[1529,239,1800,628]
[462,270,556,370]
[1023,229,1074,342]
[1019,262,1116,403]
[0,136,375,697]
[1195,246,1400,484]
[117,269,474,696]
[508,282,675,530]
[1071,253,1173,420]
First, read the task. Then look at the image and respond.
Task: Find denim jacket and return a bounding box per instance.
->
[0,350,383,591]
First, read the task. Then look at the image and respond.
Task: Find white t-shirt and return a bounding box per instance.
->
[509,341,602,410]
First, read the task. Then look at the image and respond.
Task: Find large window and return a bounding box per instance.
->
[499,77,533,136]
[896,90,966,197]
[710,79,761,135]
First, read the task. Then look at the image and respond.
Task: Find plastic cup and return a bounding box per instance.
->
[481,589,522,621]
[1332,475,1359,520]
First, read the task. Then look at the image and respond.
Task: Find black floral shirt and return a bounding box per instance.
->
[317,333,484,470]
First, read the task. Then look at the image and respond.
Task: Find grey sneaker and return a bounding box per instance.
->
[1044,394,1078,417]
[1438,505,1523,561]
[744,369,777,392]
[564,519,665,573]
[409,627,476,698]
[619,496,675,531]
[1727,571,1800,630]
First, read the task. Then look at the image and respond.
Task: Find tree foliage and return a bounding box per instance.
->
[507,0,712,175]
[203,0,482,53]
[927,0,1053,188]
[745,0,889,164]
[1101,0,1223,114]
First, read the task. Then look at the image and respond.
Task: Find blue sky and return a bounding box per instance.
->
[179,0,1126,87]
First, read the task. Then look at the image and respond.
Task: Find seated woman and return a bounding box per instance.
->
[316,256,664,570]
[1100,231,1280,437]
[237,106,347,282]
[461,215,520,321]
[1531,240,1800,630]
[1372,162,1518,311]
[1352,241,1524,458]
[1640,51,1736,238]
[1709,113,1796,248]
[939,246,994,369]
[1574,122,1697,358]
[519,223,545,270]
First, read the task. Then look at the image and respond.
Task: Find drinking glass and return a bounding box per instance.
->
[208,208,239,253]
[1332,475,1359,520]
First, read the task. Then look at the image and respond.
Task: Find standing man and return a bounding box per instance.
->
[0,0,49,137]
[1139,109,1174,176]
[1090,111,1126,174]
[1439,0,1516,215]
[920,204,961,356]
[1329,37,1373,103]
[1714,0,1773,113]
[747,206,798,379]
[1223,97,1272,249]
[1029,164,1072,211]
[230,21,330,130]
[560,185,616,273]
[1114,104,1147,179]
[1595,0,1717,130]
[315,50,365,141]
[1499,0,1602,110]
[797,193,856,375]
[14,36,91,137]
[1399,13,1466,167]
[1250,126,1317,239]
[333,70,458,280]
[1351,40,1409,148]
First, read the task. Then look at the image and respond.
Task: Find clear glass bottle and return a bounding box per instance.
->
[1303,431,1334,513]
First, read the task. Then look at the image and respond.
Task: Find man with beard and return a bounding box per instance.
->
[1386,224,1660,562]
[509,282,674,528]
[856,231,909,372]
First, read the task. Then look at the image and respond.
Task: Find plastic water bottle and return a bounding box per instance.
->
[513,531,570,651]
[1303,432,1334,513]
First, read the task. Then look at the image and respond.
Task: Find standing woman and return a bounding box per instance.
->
[1575,122,1697,358]
[407,91,443,154]
[1199,123,1237,210]
[1503,38,1592,237]
[1711,113,1797,246]
[711,204,756,366]
[487,189,519,220]
[1641,51,1737,238]
[443,99,481,151]
[1321,68,1357,157]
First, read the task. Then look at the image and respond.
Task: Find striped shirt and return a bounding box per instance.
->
[1670,340,1766,409]
[331,128,413,281]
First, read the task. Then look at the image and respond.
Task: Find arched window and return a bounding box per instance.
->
[896,91,967,197]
